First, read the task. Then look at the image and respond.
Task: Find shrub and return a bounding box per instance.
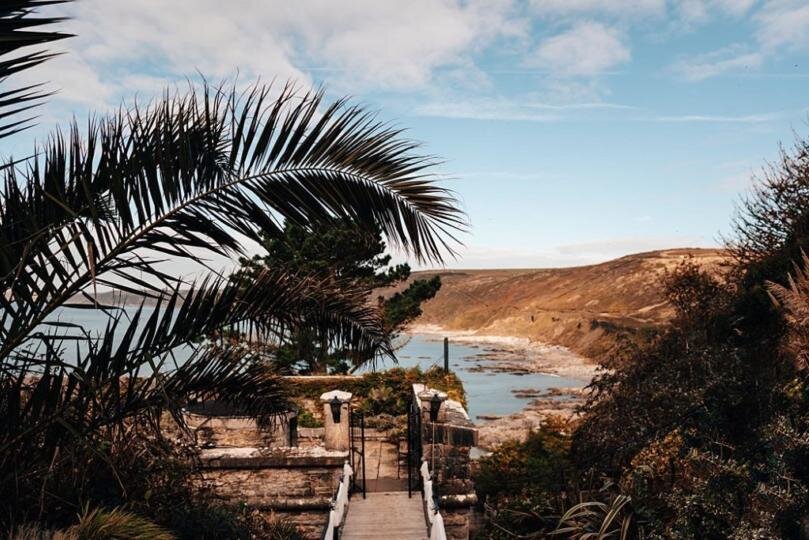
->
[288,366,466,418]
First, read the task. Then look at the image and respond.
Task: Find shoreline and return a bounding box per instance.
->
[407,323,598,382]
[407,323,599,450]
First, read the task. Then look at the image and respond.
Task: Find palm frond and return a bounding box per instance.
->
[0,79,464,527]
[0,1,73,139]
[1,81,464,363]
[550,495,634,540]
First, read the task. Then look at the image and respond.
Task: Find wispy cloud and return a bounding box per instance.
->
[415,97,637,121]
[653,113,782,123]
[755,0,809,52]
[528,0,666,19]
[416,102,559,122]
[671,45,763,81]
[418,235,714,270]
[671,1,809,83]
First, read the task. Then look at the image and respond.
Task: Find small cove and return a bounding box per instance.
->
[382,333,590,421]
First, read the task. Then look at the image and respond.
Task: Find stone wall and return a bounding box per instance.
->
[182,409,296,448]
[197,447,348,540]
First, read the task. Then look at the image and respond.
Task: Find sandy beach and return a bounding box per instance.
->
[408,323,599,381]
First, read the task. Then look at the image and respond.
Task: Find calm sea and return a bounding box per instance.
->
[41,307,585,421]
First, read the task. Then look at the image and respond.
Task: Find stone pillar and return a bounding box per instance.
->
[413,384,478,540]
[320,390,352,451]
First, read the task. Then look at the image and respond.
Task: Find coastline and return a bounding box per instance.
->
[407,323,599,450]
[407,323,598,381]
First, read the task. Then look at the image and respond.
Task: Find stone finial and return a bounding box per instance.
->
[319,390,353,403]
[320,390,352,451]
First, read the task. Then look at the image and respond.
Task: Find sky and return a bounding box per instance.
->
[10,0,809,270]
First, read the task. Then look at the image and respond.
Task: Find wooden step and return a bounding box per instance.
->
[341,491,427,540]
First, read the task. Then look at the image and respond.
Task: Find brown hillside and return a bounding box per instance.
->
[407,248,729,362]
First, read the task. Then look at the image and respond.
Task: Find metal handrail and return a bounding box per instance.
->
[349,409,366,498]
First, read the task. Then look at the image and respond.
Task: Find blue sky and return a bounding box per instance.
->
[12,0,809,269]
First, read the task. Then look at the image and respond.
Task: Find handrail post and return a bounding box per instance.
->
[360,414,366,498]
[407,400,412,498]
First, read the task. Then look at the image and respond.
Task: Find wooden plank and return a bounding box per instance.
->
[341,491,427,540]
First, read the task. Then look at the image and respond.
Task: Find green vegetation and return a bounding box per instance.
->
[477,137,809,539]
[237,218,443,374]
[289,365,466,418]
[296,408,324,428]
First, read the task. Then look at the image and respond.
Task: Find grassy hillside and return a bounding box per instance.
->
[406,248,728,362]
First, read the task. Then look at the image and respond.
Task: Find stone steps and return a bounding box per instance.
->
[341,491,427,540]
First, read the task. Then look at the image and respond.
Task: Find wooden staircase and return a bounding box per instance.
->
[340,491,427,540]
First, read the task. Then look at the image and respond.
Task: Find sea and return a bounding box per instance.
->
[41,307,587,421]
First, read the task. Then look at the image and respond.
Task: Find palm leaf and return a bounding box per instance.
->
[0,1,73,139]
[1,81,464,362]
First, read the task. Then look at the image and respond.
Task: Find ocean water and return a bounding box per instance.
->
[369,334,586,420]
[39,307,586,421]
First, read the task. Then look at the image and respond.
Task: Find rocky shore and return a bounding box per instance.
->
[408,324,598,380]
[407,324,599,450]
[476,386,587,450]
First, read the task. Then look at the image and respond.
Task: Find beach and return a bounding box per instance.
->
[405,325,598,449]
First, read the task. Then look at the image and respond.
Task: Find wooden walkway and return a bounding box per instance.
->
[341,492,427,540]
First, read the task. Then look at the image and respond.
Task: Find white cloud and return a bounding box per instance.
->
[676,0,759,24]
[677,0,711,22]
[529,0,755,23]
[672,46,764,80]
[293,0,525,90]
[528,0,666,18]
[755,0,809,51]
[525,22,630,76]
[713,0,758,16]
[31,0,526,116]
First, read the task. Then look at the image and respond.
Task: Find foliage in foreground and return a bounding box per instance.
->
[478,137,809,539]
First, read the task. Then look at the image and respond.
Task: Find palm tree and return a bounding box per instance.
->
[0,80,464,526]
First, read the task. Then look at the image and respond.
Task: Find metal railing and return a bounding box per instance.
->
[349,410,366,498]
[407,394,423,496]
[321,461,353,540]
[420,460,447,540]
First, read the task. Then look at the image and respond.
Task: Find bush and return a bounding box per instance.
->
[296,407,324,428]
[474,418,578,537]
[476,418,574,503]
[288,366,466,417]
[480,135,809,539]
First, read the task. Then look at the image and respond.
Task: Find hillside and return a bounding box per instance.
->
[407,248,728,362]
